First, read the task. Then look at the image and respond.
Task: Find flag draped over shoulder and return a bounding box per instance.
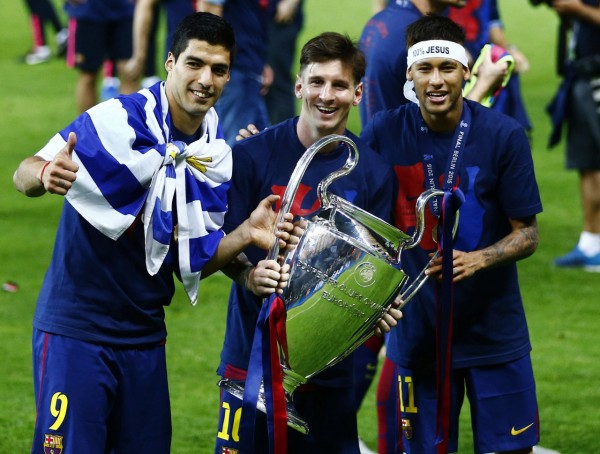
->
[37,82,232,305]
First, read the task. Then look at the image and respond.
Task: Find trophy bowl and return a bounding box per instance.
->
[219,135,444,434]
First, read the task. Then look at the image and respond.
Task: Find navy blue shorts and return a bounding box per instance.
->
[396,355,539,453]
[67,17,133,72]
[216,365,360,453]
[567,77,600,170]
[32,329,171,454]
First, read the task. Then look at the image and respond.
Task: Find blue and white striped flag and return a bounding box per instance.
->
[36,82,232,305]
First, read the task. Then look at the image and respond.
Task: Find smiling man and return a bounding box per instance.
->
[361,14,543,454]
[13,12,294,454]
[214,32,399,453]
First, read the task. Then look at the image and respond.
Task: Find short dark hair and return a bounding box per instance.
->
[170,12,236,67]
[299,32,366,84]
[405,14,466,49]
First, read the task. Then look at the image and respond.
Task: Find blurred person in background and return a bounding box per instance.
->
[547,0,600,271]
[264,0,304,123]
[200,0,276,146]
[64,0,139,112]
[21,0,68,64]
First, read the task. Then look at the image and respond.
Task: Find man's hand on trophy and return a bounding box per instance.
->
[246,194,295,251]
[426,249,480,282]
[279,218,307,259]
[374,296,404,336]
[247,259,291,296]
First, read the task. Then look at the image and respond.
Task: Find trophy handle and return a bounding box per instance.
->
[398,250,439,307]
[267,134,358,261]
[316,137,358,208]
[403,188,444,250]
[398,189,460,306]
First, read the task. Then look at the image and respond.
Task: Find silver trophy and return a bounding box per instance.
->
[219,134,445,434]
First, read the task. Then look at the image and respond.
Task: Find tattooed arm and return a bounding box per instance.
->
[425,215,538,282]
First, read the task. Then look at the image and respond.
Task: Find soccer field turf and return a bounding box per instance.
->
[1,1,599,452]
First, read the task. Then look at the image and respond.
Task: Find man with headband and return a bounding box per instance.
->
[358,0,509,129]
[361,14,543,454]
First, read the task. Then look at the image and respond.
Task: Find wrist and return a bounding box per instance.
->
[239,219,255,247]
[38,161,50,185]
[245,266,256,292]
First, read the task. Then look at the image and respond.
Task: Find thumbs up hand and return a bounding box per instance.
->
[41,132,80,195]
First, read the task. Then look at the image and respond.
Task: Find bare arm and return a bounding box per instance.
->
[488,25,530,73]
[13,132,79,197]
[122,0,159,80]
[464,50,508,103]
[426,215,539,282]
[274,0,301,23]
[552,0,600,25]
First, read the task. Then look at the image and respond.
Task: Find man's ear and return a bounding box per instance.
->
[353,82,363,106]
[294,74,302,99]
[165,52,175,72]
[406,67,413,81]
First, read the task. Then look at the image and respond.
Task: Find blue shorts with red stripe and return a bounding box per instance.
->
[393,354,539,453]
[67,17,133,72]
[31,329,171,454]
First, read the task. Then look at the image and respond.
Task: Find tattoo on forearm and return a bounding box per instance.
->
[481,225,538,268]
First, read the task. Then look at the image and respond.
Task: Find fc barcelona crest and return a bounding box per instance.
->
[44,433,64,454]
[221,447,239,454]
[402,418,414,440]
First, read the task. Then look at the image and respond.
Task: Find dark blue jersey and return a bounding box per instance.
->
[33,201,175,346]
[32,85,220,347]
[359,0,422,127]
[361,100,542,370]
[219,117,395,386]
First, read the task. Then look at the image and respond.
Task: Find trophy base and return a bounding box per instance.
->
[217,378,310,435]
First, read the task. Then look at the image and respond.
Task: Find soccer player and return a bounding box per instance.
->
[13,13,293,454]
[358,0,508,129]
[214,32,401,453]
[355,2,510,450]
[361,14,543,453]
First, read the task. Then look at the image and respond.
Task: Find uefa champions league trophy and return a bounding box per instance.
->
[219,134,445,434]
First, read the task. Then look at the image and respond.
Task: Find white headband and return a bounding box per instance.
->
[403,40,469,105]
[406,40,469,68]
